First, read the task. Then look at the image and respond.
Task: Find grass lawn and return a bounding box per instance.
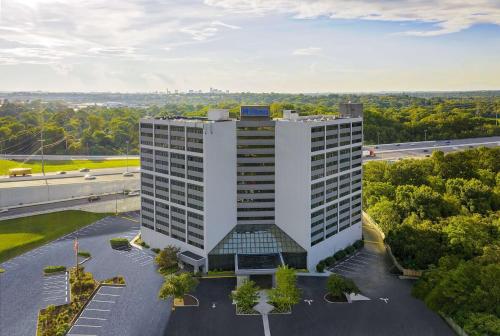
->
[0,158,140,176]
[0,210,110,263]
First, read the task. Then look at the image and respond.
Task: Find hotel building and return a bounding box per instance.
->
[139,104,363,275]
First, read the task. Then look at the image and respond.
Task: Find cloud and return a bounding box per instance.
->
[293,47,323,56]
[0,0,240,64]
[204,0,500,36]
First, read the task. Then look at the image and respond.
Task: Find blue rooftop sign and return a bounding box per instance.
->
[241,106,270,117]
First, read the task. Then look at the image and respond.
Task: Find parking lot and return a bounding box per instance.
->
[68,285,125,336]
[42,272,69,305]
[0,212,171,336]
[328,250,379,278]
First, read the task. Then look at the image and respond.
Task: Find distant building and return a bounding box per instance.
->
[139,104,363,278]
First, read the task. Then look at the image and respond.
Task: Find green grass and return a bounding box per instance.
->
[0,211,110,263]
[0,158,139,176]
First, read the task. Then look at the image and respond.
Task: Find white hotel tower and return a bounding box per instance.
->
[139,104,363,276]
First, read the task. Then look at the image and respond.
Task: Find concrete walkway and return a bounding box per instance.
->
[253,291,273,336]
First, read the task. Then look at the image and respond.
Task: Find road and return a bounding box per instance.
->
[0,193,133,219]
[364,136,499,161]
[0,167,140,182]
[1,154,139,161]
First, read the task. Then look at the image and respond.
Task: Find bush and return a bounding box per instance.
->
[44,266,66,274]
[326,274,360,299]
[110,238,129,249]
[316,261,325,273]
[346,245,356,255]
[158,273,198,300]
[325,256,336,267]
[353,240,364,249]
[231,280,259,313]
[103,276,126,285]
[268,266,301,312]
[155,245,180,271]
[77,251,91,258]
[334,250,347,260]
[151,248,160,254]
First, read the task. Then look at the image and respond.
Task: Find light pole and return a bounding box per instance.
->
[377,132,380,145]
[126,140,129,172]
[424,130,427,142]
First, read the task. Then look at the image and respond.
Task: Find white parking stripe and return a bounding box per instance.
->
[85,308,111,312]
[73,325,102,328]
[96,293,120,297]
[79,317,107,321]
[92,300,115,303]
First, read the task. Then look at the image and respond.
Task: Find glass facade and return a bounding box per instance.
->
[208,224,307,271]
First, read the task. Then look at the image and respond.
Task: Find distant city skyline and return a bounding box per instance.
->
[0,0,499,93]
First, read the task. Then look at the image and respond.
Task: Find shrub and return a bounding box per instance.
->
[103,276,126,285]
[325,256,336,267]
[268,266,301,312]
[155,245,180,270]
[44,266,66,274]
[77,251,91,258]
[316,261,325,273]
[158,273,198,300]
[353,240,364,249]
[326,274,360,299]
[346,245,356,254]
[231,280,259,313]
[110,238,129,249]
[151,248,160,254]
[334,250,347,260]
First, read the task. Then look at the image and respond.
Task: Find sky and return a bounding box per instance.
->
[0,0,499,93]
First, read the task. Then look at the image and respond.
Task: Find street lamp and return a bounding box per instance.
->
[424,130,427,142]
[126,140,129,173]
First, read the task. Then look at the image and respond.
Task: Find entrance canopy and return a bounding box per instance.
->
[208,224,307,272]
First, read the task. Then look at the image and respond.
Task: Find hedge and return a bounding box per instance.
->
[151,248,160,254]
[345,245,356,255]
[353,240,364,249]
[44,265,66,274]
[334,250,347,260]
[110,238,129,249]
[77,251,91,258]
[316,261,326,272]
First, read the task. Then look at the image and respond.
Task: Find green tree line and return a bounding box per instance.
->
[363,147,500,335]
[0,94,498,155]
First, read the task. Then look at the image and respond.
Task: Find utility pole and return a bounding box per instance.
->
[39,114,45,176]
[126,140,129,172]
[377,132,380,145]
[424,130,427,142]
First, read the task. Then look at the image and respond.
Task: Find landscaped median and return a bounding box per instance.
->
[36,266,126,336]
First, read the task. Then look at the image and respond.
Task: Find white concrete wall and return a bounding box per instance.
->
[307,222,362,270]
[0,178,139,208]
[275,121,311,250]
[203,121,237,253]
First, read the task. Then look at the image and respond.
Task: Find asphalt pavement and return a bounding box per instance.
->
[0,212,171,336]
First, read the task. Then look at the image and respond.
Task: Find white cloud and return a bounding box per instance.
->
[293,47,323,56]
[205,0,500,36]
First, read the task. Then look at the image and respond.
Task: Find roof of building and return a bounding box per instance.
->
[209,224,306,256]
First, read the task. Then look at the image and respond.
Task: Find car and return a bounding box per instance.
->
[396,144,401,146]
[423,149,429,153]
[445,141,451,144]
[374,146,379,149]
[122,172,134,177]
[56,171,66,175]
[127,191,140,197]
[88,195,101,202]
[84,174,96,180]
[0,208,8,214]
[410,143,416,146]
[469,145,474,148]
[79,168,90,172]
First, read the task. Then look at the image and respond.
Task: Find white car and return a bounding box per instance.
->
[84,174,96,180]
[127,191,140,197]
[122,172,134,177]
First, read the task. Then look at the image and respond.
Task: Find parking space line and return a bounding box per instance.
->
[96,293,120,297]
[74,325,102,328]
[79,316,107,321]
[85,308,111,312]
[92,299,116,303]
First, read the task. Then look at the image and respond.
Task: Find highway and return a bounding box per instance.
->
[0,166,140,182]
[0,193,132,219]
[363,136,499,161]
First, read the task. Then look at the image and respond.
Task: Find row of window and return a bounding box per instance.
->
[311,147,362,180]
[140,123,204,153]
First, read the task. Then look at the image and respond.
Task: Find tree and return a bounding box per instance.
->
[158,273,198,300]
[326,274,360,300]
[155,245,180,271]
[268,266,300,312]
[231,280,259,313]
[367,199,401,234]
